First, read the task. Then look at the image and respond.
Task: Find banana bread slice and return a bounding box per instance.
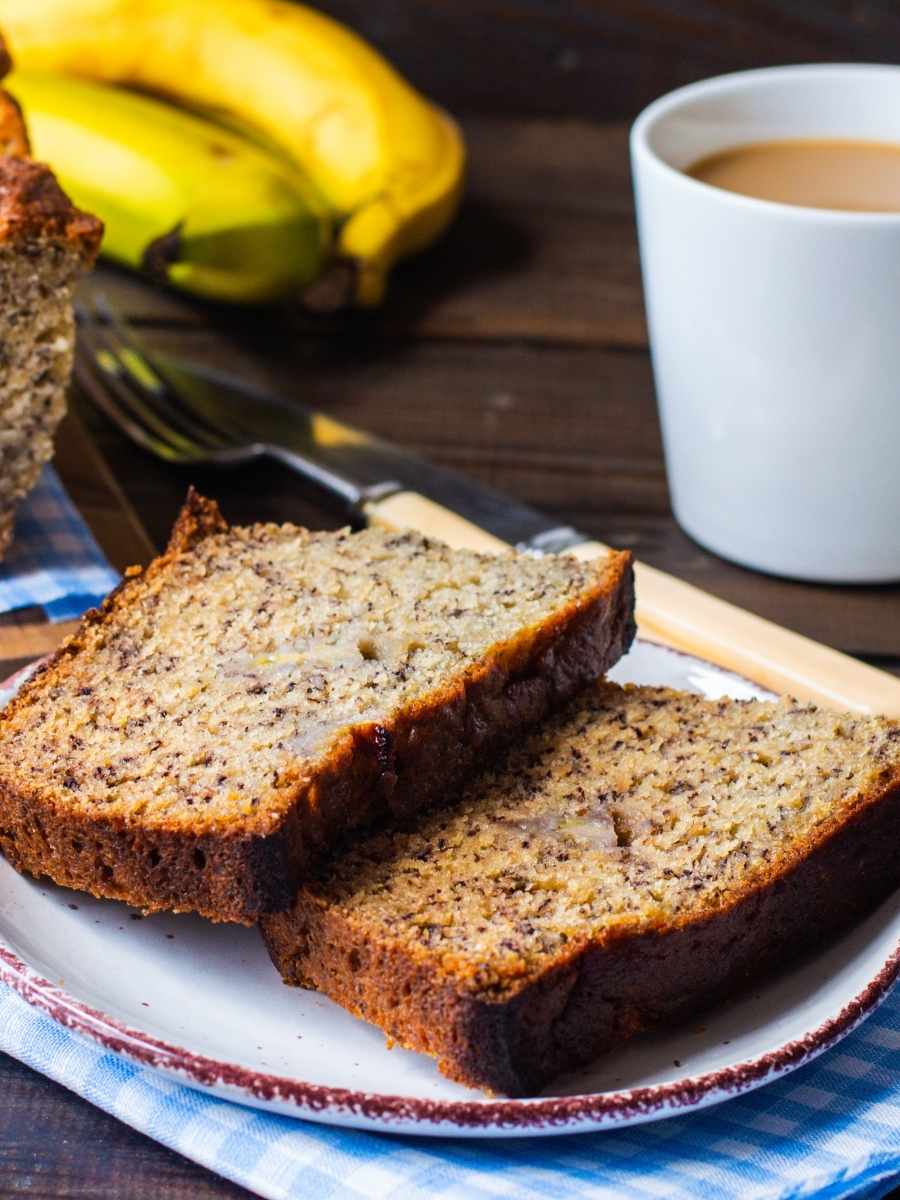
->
[263,684,900,1095]
[0,490,635,923]
[0,47,101,559]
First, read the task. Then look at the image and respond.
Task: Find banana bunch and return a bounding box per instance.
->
[0,0,466,306]
[8,70,332,303]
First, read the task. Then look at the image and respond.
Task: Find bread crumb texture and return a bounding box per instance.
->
[307,684,900,993]
[0,239,81,556]
[0,524,614,836]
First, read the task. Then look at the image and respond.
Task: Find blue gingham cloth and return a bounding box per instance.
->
[1,975,899,1199]
[0,466,120,621]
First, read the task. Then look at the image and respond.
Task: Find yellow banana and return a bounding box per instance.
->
[0,0,466,305]
[7,70,332,303]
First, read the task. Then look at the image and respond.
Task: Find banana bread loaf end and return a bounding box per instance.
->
[0,43,101,559]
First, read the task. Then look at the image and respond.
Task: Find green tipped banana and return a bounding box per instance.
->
[8,70,332,303]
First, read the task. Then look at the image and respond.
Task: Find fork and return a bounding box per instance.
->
[74,292,368,506]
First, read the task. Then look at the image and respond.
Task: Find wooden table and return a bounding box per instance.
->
[3,5,900,1195]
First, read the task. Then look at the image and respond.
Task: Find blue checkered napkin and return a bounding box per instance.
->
[1,976,898,1200]
[0,466,120,622]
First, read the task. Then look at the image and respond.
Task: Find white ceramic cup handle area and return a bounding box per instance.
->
[631,65,900,583]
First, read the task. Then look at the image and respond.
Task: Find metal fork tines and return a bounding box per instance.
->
[74,292,366,507]
[74,290,585,552]
[74,294,263,467]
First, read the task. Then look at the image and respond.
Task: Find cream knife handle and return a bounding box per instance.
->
[368,491,510,553]
[367,491,900,716]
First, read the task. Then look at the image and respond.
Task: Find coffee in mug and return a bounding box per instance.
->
[687,138,900,212]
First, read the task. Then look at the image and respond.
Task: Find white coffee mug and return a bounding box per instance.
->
[631,64,900,583]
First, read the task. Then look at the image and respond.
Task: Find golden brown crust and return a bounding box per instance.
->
[0,155,102,262]
[165,485,229,553]
[0,30,100,260]
[0,89,28,157]
[0,492,636,924]
[262,773,900,1095]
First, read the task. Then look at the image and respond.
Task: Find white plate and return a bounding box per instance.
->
[1,639,898,1138]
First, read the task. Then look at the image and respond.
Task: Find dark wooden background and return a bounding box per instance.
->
[3,2,900,1196]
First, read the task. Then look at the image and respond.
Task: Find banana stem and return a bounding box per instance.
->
[142,223,183,278]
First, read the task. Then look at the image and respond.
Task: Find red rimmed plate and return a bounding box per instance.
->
[0,639,898,1138]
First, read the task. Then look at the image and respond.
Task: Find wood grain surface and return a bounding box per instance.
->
[3,2,900,1196]
[316,0,900,122]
